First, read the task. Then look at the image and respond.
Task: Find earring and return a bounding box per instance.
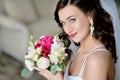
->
[90,24,94,38]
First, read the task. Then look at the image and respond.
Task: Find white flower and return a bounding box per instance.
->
[37,57,50,69]
[25,60,34,71]
[36,47,42,54]
[51,36,66,53]
[25,46,36,59]
[49,50,59,64]
[49,49,67,64]
[32,53,39,61]
[53,36,64,48]
[49,36,67,64]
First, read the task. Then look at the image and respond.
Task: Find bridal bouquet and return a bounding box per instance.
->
[21,34,68,77]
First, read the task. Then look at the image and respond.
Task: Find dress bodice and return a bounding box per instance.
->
[64,45,109,80]
[64,61,83,80]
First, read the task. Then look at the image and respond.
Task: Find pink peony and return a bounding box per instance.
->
[41,45,51,58]
[38,36,53,46]
[35,36,54,58]
[34,44,40,49]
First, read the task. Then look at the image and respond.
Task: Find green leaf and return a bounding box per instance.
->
[21,67,30,77]
[55,33,59,37]
[59,63,66,70]
[50,64,63,75]
[63,40,68,47]
[51,68,57,75]
[30,35,34,41]
[28,41,34,46]
[28,35,34,46]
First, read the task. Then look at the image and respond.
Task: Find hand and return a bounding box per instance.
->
[33,66,64,80]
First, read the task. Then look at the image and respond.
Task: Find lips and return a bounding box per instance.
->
[70,32,77,38]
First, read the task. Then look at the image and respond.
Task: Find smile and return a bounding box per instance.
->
[70,32,77,38]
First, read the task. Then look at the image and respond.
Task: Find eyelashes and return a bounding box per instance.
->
[69,18,76,23]
[61,22,66,27]
[60,18,76,27]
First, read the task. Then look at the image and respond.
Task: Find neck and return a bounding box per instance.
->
[79,35,103,53]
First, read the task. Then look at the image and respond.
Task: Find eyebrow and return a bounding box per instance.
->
[60,15,75,22]
[66,15,74,20]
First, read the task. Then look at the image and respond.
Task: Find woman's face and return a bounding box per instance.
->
[58,5,91,43]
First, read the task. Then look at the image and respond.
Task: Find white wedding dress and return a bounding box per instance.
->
[64,45,109,80]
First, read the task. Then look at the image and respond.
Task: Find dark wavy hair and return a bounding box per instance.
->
[58,32,72,61]
[54,0,117,63]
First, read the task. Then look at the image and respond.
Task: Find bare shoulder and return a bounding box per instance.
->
[84,51,115,80]
[87,51,113,66]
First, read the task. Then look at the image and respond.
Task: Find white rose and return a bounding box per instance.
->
[52,37,64,48]
[49,51,59,64]
[25,60,34,71]
[51,44,66,56]
[25,46,36,59]
[37,57,50,69]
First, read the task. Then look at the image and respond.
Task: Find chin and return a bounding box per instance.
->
[73,41,80,46]
[72,38,81,43]
[72,39,80,43]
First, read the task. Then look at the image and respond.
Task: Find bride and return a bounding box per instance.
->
[33,0,120,80]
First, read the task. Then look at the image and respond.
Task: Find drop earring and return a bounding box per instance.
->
[90,24,94,38]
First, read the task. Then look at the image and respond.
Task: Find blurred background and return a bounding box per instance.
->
[0,0,59,80]
[0,0,120,80]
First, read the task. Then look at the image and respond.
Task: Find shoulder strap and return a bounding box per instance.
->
[78,48,109,77]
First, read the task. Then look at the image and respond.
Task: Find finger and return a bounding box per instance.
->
[33,67,53,79]
[39,71,52,80]
[32,66,41,71]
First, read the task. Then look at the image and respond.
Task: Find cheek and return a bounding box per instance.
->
[76,19,89,32]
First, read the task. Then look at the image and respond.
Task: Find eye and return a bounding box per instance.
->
[69,18,76,23]
[60,22,66,27]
